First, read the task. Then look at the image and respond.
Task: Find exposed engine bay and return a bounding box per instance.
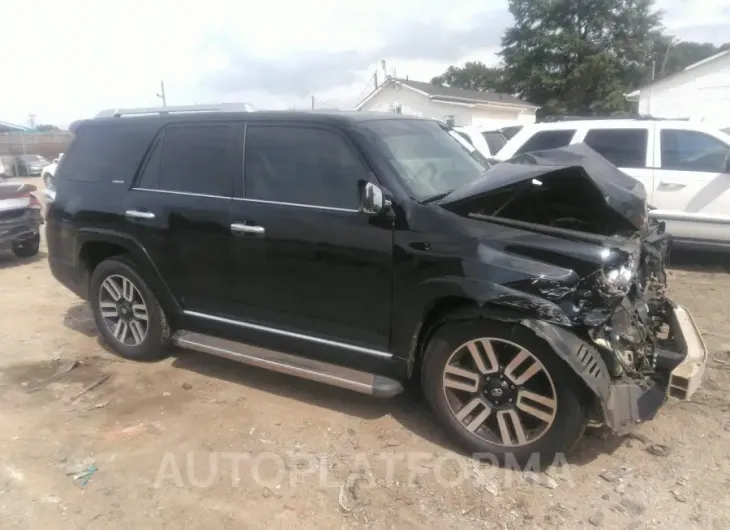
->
[439,144,677,381]
[590,218,672,378]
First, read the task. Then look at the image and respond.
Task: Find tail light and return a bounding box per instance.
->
[7,192,42,209]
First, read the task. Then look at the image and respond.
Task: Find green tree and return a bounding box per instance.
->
[35,124,61,132]
[500,0,662,116]
[430,61,509,93]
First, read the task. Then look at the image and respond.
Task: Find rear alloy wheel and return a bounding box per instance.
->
[422,320,586,467]
[98,274,149,347]
[90,257,170,360]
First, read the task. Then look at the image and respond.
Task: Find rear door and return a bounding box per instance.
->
[651,127,730,242]
[577,126,654,198]
[124,123,237,314]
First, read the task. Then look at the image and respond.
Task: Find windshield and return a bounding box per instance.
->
[362,119,492,200]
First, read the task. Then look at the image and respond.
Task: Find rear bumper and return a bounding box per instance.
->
[48,256,88,300]
[0,209,43,249]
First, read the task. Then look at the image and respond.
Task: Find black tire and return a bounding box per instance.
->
[422,319,587,468]
[42,173,54,190]
[89,256,170,360]
[12,234,40,258]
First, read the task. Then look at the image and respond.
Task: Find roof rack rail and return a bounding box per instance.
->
[95,103,256,118]
[539,114,690,123]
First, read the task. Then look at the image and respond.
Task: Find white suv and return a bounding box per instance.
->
[495,119,730,250]
[452,126,509,158]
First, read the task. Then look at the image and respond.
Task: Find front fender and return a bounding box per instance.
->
[416,303,615,428]
[391,274,576,376]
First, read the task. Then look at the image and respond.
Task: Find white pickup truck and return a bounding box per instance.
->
[495,119,730,250]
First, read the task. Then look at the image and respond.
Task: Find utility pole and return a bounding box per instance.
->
[660,38,678,77]
[156,80,167,107]
[311,95,315,109]
[373,71,378,90]
[28,113,37,129]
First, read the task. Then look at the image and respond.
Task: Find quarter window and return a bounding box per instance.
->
[514,130,576,156]
[660,130,730,173]
[584,128,648,168]
[244,125,366,209]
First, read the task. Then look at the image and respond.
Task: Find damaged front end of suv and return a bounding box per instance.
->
[436,144,707,435]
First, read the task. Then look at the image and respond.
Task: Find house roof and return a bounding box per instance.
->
[626,49,730,98]
[0,121,29,132]
[356,77,538,110]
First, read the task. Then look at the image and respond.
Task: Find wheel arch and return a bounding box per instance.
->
[406,285,610,421]
[77,228,181,320]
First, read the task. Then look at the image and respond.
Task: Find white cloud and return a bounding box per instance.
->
[1,0,727,127]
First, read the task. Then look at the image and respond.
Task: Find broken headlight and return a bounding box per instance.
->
[600,250,639,296]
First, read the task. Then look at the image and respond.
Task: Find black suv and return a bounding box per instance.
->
[47,105,706,465]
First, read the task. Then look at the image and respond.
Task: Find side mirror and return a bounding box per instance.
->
[360,182,391,215]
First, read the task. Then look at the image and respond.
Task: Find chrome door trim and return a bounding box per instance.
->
[125,210,156,220]
[230,223,265,235]
[184,310,393,359]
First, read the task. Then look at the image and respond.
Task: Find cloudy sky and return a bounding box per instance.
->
[2,0,729,127]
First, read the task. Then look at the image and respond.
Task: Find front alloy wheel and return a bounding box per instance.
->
[98,274,149,346]
[442,338,557,447]
[422,320,587,466]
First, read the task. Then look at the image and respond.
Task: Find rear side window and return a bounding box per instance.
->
[514,130,575,155]
[57,121,158,183]
[481,131,506,154]
[244,125,367,209]
[584,128,648,168]
[140,124,235,196]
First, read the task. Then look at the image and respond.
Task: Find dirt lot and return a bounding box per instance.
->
[1,180,729,529]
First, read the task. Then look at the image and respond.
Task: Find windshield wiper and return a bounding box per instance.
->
[420,189,454,204]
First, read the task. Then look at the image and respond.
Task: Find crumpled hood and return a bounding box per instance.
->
[440,143,648,230]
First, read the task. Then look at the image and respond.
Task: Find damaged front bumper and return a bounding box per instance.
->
[0,209,43,250]
[666,303,707,400]
[601,302,707,435]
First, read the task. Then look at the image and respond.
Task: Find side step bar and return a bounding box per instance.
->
[171,330,404,398]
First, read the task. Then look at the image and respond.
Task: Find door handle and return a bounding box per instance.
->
[125,210,155,220]
[231,223,265,236]
[657,181,687,191]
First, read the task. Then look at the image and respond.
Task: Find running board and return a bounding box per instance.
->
[171,330,404,398]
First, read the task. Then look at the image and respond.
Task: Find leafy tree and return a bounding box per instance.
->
[500,0,662,116]
[35,124,61,132]
[430,61,509,93]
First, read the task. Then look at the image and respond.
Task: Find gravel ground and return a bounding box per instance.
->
[0,179,729,529]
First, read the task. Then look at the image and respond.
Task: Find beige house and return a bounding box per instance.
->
[356,77,538,128]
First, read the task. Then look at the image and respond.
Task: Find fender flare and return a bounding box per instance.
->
[75,228,181,318]
[422,303,614,426]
